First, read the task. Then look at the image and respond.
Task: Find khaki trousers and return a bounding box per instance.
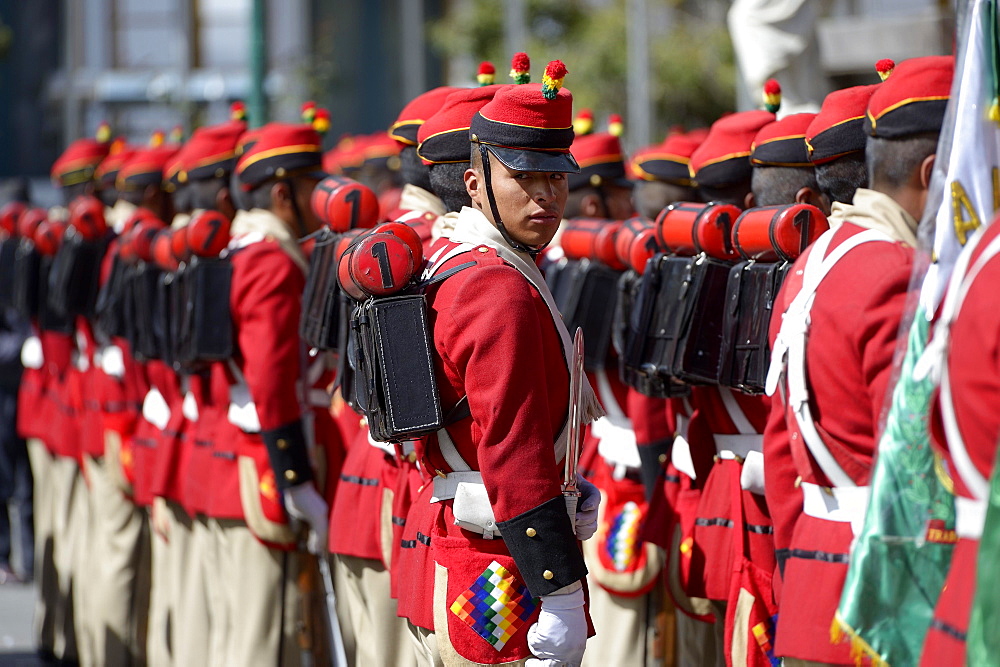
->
[211,518,306,667]
[582,580,658,667]
[147,498,196,667]
[674,608,724,667]
[83,452,149,666]
[51,455,85,662]
[174,511,212,667]
[331,553,416,667]
[26,439,57,655]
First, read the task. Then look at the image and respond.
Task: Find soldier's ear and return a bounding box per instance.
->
[795,186,830,215]
[465,166,482,206]
[581,192,604,218]
[919,154,936,189]
[216,187,236,221]
[744,191,756,210]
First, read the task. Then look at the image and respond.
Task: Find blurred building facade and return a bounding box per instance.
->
[0,0,954,183]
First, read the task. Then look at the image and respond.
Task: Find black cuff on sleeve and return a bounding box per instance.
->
[261,420,314,491]
[497,495,588,598]
[637,437,672,503]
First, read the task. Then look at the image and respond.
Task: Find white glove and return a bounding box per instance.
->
[526,585,587,666]
[283,482,329,555]
[575,475,600,541]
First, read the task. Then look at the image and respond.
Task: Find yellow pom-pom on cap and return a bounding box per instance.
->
[96,121,111,144]
[230,101,247,121]
[875,59,895,82]
[541,60,567,101]
[312,108,331,135]
[573,109,594,136]
[762,79,782,114]
[477,61,496,86]
[510,52,531,84]
[608,113,624,137]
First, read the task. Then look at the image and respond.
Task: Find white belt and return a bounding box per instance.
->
[227,382,261,433]
[367,435,417,458]
[142,388,171,431]
[20,336,43,370]
[99,344,125,379]
[801,482,869,536]
[594,416,640,473]
[182,391,199,422]
[367,431,395,456]
[955,495,987,540]
[714,434,763,460]
[670,434,696,481]
[431,471,500,539]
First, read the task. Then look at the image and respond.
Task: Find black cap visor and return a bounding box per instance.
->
[486,146,581,174]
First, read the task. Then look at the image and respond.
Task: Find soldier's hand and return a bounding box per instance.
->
[574,475,600,541]
[283,482,329,555]
[526,584,586,666]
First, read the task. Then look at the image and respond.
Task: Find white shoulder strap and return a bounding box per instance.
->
[773,228,894,487]
[931,230,1000,500]
[719,387,756,435]
[421,242,476,281]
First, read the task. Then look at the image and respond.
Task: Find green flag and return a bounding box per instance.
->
[834,1,1000,663]
[832,312,956,666]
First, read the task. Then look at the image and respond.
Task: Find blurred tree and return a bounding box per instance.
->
[0,13,11,62]
[427,0,736,142]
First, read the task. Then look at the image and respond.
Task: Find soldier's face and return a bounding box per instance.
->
[467,152,568,248]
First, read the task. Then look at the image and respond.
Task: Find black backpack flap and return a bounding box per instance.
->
[0,238,18,309]
[544,257,566,299]
[37,256,74,335]
[612,270,639,360]
[552,259,584,317]
[718,261,748,389]
[132,264,162,361]
[335,292,360,413]
[47,231,105,320]
[153,272,174,366]
[564,260,620,372]
[12,242,40,321]
[674,256,732,385]
[94,254,128,341]
[300,229,339,351]
[367,294,442,441]
[643,255,699,379]
[173,264,194,365]
[187,257,233,362]
[723,261,789,393]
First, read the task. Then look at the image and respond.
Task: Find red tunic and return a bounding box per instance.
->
[395,238,573,663]
[921,221,1000,664]
[766,221,912,663]
[688,387,772,603]
[223,237,321,546]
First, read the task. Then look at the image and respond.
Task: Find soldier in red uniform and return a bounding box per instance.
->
[153,114,248,666]
[920,102,994,667]
[29,133,110,663]
[629,130,702,219]
[565,122,636,222]
[671,108,775,667]
[397,62,605,666]
[202,121,330,666]
[326,85,456,667]
[764,55,953,665]
[763,81,880,607]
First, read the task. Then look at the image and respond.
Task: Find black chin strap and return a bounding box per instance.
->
[479,144,547,258]
[283,179,309,238]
